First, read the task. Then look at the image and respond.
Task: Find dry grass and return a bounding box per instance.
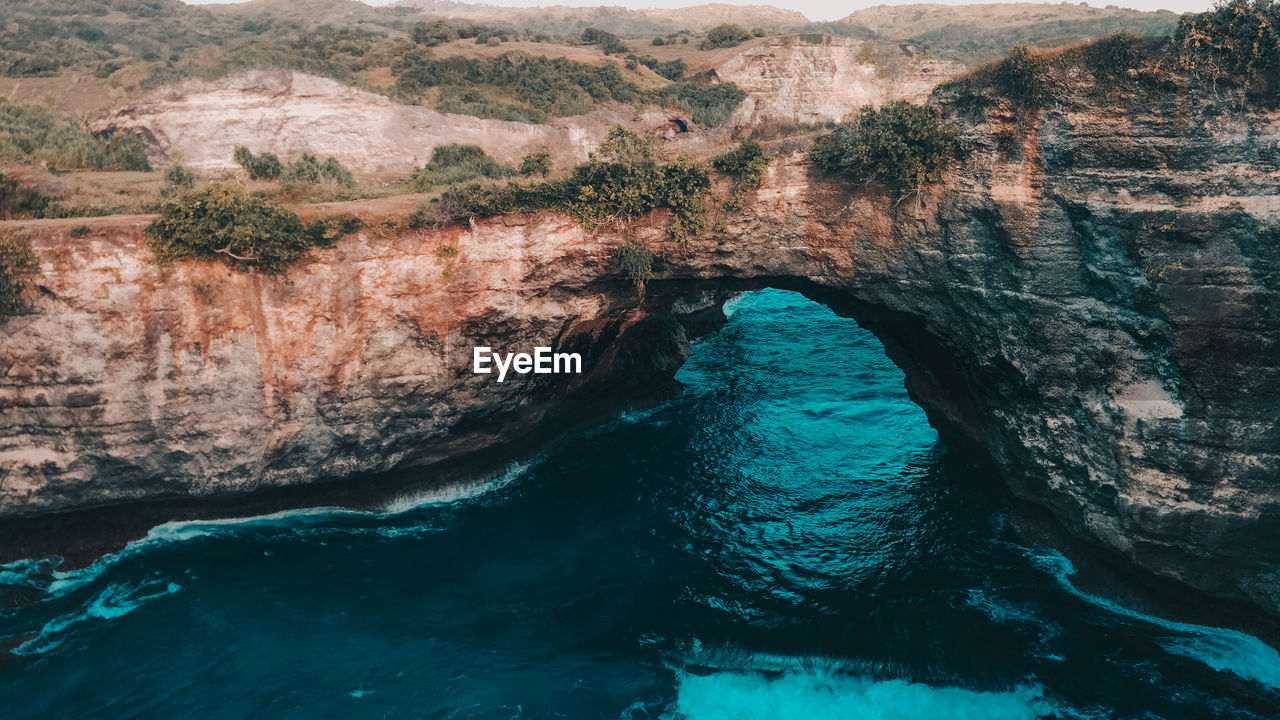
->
[431,39,614,64]
[629,36,771,74]
[0,76,118,118]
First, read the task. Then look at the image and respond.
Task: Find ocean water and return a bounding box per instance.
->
[2,288,1279,719]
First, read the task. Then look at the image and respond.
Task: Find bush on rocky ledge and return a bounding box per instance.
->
[713,140,768,190]
[810,102,959,200]
[1173,0,1280,90]
[411,144,516,191]
[145,184,358,273]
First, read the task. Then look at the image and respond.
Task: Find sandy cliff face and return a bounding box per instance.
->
[717,37,963,127]
[87,72,639,174]
[3,81,1279,621]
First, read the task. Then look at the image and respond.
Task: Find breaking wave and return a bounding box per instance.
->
[672,666,1051,720]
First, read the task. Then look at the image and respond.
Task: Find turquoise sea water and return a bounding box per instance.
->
[2,289,1279,718]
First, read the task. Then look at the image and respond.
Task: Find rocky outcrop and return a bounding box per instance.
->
[4,79,1279,623]
[718,37,963,127]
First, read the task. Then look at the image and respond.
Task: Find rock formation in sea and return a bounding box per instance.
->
[2,50,1277,624]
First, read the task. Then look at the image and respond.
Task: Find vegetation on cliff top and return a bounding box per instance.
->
[836,2,1179,64]
[233,146,355,190]
[410,144,517,191]
[1173,0,1280,90]
[393,50,640,123]
[941,1,1280,115]
[391,48,745,126]
[145,184,358,273]
[811,102,959,200]
[416,127,710,241]
[0,232,39,315]
[699,24,753,50]
[0,99,151,172]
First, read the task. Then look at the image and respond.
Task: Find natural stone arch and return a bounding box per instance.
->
[1,132,1277,627]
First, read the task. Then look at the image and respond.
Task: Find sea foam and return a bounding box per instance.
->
[1028,547,1280,690]
[672,667,1050,720]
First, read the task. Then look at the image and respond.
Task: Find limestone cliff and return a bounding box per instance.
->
[3,74,1279,624]
[718,37,962,127]
[86,71,644,174]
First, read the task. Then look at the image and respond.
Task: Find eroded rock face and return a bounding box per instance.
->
[86,71,638,173]
[717,37,963,127]
[3,85,1279,622]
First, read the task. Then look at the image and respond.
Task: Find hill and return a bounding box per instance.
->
[390,1,809,37]
[839,3,1181,62]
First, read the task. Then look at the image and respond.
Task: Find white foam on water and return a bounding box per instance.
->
[14,580,182,656]
[380,458,537,514]
[672,667,1052,720]
[3,459,541,608]
[721,292,750,318]
[1027,547,1280,690]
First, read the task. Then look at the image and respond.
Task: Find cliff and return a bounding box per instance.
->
[86,71,639,174]
[3,73,1279,622]
[89,40,964,174]
[717,37,962,127]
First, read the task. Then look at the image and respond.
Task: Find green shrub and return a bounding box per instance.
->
[233,146,283,180]
[411,144,516,190]
[635,55,686,80]
[1173,0,1280,88]
[995,43,1052,108]
[281,153,355,189]
[412,20,458,47]
[519,149,552,177]
[0,99,151,171]
[1088,32,1141,85]
[616,236,654,289]
[810,101,959,199]
[700,24,751,50]
[712,139,768,189]
[648,81,747,127]
[377,217,402,236]
[421,126,710,238]
[69,224,91,238]
[305,213,361,248]
[146,184,308,272]
[0,232,39,315]
[161,163,195,195]
[394,50,639,123]
[652,36,666,46]
[581,28,629,55]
